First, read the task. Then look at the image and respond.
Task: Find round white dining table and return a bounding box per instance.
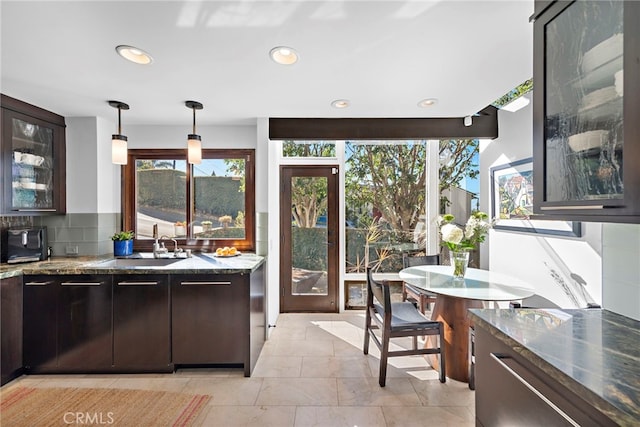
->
[399,265,535,382]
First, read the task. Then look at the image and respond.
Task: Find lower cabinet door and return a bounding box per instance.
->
[23,275,58,371]
[171,274,248,365]
[113,274,170,370]
[1,276,23,384]
[56,275,112,370]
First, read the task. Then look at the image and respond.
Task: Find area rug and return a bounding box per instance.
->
[0,386,211,426]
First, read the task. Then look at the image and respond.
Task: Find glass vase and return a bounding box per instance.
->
[450,250,470,280]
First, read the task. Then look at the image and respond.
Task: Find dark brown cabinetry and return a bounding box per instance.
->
[475,326,617,426]
[533,0,640,222]
[57,275,112,371]
[21,265,265,376]
[23,274,112,373]
[1,94,66,215]
[1,276,23,385]
[171,265,265,376]
[113,274,171,371]
[23,275,58,371]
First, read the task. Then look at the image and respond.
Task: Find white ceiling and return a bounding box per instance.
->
[1,0,533,127]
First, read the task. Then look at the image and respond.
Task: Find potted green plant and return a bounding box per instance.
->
[201,220,212,231]
[111,230,135,257]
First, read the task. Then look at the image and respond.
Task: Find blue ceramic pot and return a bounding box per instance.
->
[114,239,133,257]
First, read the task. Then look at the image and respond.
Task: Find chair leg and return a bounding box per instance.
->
[379,331,390,387]
[363,310,371,355]
[438,326,446,383]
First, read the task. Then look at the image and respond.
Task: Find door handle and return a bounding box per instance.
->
[117,281,159,286]
[61,282,103,286]
[490,353,579,426]
[180,281,231,286]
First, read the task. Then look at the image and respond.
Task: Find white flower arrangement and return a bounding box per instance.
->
[438,212,493,251]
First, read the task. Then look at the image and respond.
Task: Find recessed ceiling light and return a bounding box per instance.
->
[269,46,299,65]
[418,98,438,108]
[116,45,153,65]
[331,99,350,109]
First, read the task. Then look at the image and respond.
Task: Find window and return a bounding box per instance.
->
[282,140,336,157]
[123,149,255,252]
[344,140,427,273]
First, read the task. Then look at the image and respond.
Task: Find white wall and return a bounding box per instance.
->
[602,223,640,320]
[481,94,603,309]
[65,117,98,213]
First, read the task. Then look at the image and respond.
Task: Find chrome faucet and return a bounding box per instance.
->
[157,235,183,257]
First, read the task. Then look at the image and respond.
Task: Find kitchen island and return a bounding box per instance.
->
[469,308,639,426]
[1,253,266,381]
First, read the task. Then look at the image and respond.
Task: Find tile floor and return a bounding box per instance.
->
[1,312,475,426]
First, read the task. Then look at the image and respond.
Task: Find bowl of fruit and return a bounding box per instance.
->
[214,246,240,257]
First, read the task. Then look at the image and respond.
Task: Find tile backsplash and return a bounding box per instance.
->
[2,213,120,257]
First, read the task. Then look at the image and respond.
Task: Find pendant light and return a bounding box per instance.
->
[185,100,203,164]
[109,100,129,165]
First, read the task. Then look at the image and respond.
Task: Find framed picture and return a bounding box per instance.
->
[490,158,582,237]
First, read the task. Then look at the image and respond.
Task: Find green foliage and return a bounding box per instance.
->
[492,78,533,108]
[111,230,134,241]
[291,176,328,228]
[345,142,426,232]
[292,228,328,270]
[197,227,245,239]
[283,141,336,157]
[439,139,479,211]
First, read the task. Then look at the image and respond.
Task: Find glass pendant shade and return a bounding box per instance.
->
[186,101,203,164]
[188,135,202,164]
[108,100,129,165]
[112,134,128,165]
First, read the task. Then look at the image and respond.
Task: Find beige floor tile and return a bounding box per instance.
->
[294,406,386,427]
[261,338,335,357]
[382,405,475,427]
[197,405,296,426]
[300,356,372,378]
[410,377,475,407]
[333,338,368,357]
[337,377,422,406]
[270,325,308,341]
[256,378,338,406]
[185,377,264,405]
[252,355,303,377]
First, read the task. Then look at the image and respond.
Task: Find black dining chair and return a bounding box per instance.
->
[363,267,446,387]
[402,253,440,314]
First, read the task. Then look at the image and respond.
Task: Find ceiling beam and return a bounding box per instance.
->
[269,106,498,140]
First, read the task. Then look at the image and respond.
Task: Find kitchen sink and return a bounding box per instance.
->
[93,258,182,267]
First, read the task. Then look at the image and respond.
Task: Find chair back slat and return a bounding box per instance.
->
[402,253,440,268]
[366,267,385,308]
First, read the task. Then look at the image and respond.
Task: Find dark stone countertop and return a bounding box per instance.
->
[469,308,640,426]
[0,252,265,279]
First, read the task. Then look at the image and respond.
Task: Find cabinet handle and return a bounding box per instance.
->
[61,282,103,286]
[117,281,159,286]
[16,208,57,212]
[490,354,579,427]
[540,205,605,210]
[25,281,52,286]
[180,281,231,286]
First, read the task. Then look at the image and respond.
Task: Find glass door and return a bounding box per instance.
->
[280,166,338,312]
[6,114,56,211]
[543,0,624,204]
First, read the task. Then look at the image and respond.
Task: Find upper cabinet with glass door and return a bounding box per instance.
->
[532,0,640,222]
[1,94,66,214]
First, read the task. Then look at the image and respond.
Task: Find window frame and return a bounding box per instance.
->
[122,148,255,253]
